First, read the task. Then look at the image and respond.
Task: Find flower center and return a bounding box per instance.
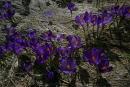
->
[66,64,71,70]
[92,56,96,63]
[128,9,130,13]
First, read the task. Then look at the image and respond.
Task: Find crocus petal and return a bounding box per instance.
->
[67,2,76,11]
[59,58,77,74]
[75,13,86,26]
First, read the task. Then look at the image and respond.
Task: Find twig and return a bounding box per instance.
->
[8,55,17,78]
[9,78,16,87]
[60,79,70,84]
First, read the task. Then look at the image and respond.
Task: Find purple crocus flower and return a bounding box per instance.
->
[110,5,120,15]
[4,8,15,19]
[67,2,76,12]
[33,43,44,54]
[43,43,54,56]
[27,38,38,48]
[55,34,67,42]
[83,11,90,23]
[90,12,112,26]
[2,1,12,9]
[66,35,82,49]
[41,30,55,41]
[59,58,77,74]
[3,1,15,19]
[91,14,103,26]
[75,13,86,26]
[98,58,112,73]
[90,14,98,25]
[5,26,18,43]
[47,71,54,80]
[13,36,27,47]
[101,11,113,25]
[83,48,103,65]
[57,46,71,57]
[0,1,15,20]
[26,29,37,39]
[83,48,112,73]
[35,55,45,64]
[20,60,33,72]
[97,15,104,26]
[124,6,130,18]
[7,42,24,55]
[34,43,54,64]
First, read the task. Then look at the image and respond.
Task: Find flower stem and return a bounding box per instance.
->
[82,26,88,47]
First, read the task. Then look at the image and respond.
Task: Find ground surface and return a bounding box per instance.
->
[0,0,130,87]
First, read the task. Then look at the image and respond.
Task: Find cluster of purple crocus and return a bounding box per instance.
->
[0,24,112,75]
[74,5,130,27]
[0,1,114,82]
[0,1,15,20]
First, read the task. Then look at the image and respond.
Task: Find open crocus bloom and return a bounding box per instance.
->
[59,58,77,74]
[124,6,130,18]
[66,35,82,49]
[83,48,112,73]
[57,46,71,57]
[83,48,103,65]
[34,43,54,64]
[98,58,113,73]
[102,13,113,25]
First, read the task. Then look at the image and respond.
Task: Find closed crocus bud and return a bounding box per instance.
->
[47,71,54,80]
[75,13,86,26]
[90,14,98,25]
[98,58,112,73]
[67,2,76,17]
[20,60,33,72]
[83,11,91,23]
[67,2,76,11]
[2,1,12,9]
